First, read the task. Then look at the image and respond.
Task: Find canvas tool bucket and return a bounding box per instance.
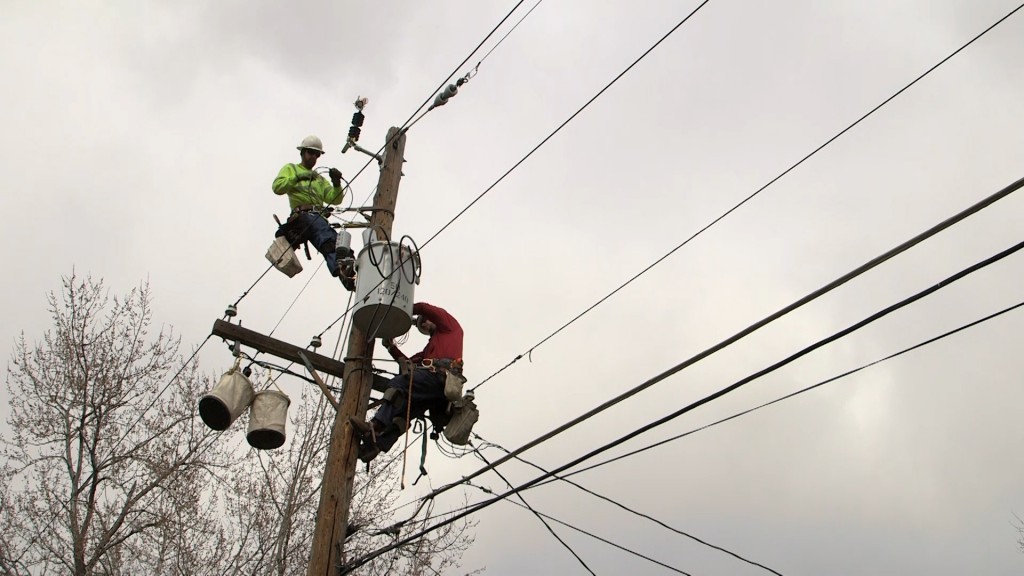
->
[443,395,479,446]
[199,368,254,431]
[443,370,467,403]
[266,236,303,277]
[247,390,291,450]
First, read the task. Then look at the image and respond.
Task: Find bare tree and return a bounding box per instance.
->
[0,274,228,576]
[1013,513,1024,554]
[0,274,479,575]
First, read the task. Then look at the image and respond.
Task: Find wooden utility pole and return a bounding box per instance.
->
[307,127,406,576]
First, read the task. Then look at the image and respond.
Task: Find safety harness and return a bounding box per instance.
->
[274,205,331,257]
[418,358,478,446]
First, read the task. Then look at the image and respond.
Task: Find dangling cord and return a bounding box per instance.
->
[412,430,429,486]
[400,367,415,489]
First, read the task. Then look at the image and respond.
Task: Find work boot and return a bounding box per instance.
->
[340,273,356,292]
[357,441,380,463]
[348,416,373,440]
[339,258,356,291]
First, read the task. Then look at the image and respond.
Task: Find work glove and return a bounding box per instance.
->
[329,167,343,184]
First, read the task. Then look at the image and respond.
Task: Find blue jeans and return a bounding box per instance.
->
[372,369,447,452]
[289,212,339,277]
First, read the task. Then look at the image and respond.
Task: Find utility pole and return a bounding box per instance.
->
[307,127,406,576]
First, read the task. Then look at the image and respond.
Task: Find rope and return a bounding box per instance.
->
[400,368,415,489]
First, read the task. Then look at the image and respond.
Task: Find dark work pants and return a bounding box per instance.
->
[372,369,446,452]
[289,212,339,277]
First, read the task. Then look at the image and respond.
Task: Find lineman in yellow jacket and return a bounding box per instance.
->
[272,135,355,289]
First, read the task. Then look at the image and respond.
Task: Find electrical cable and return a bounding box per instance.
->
[470,1,1024,392]
[475,433,784,576]
[268,260,325,337]
[338,192,1024,572]
[418,0,712,251]
[474,0,544,70]
[434,433,476,460]
[464,481,692,575]
[398,234,422,284]
[553,297,1024,482]
[237,351,316,385]
[471,444,597,575]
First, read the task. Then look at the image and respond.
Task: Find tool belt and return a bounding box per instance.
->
[417,359,466,403]
[419,358,463,375]
[288,204,329,219]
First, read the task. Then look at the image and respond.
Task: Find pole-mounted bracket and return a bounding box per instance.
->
[298,351,340,411]
[338,206,395,224]
[344,138,383,164]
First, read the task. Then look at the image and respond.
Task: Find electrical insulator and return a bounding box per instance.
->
[309,335,322,349]
[431,83,458,108]
[225,304,238,317]
[348,111,365,142]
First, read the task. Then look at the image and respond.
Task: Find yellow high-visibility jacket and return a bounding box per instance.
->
[272,164,344,210]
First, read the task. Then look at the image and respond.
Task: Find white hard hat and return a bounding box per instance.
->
[297,135,324,153]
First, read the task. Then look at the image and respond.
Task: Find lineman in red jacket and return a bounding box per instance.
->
[350,302,464,462]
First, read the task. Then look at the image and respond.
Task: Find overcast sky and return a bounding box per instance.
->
[3,1,1024,574]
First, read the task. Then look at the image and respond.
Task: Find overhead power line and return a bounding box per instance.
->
[553,297,1024,481]
[471,0,1024,392]
[474,434,784,576]
[473,446,598,569]
[339,181,1024,572]
[472,447,597,575]
[474,0,545,70]
[466,481,693,576]
[423,174,1024,505]
[418,0,713,250]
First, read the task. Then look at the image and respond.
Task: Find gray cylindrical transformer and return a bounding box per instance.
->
[335,229,352,251]
[352,241,419,338]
